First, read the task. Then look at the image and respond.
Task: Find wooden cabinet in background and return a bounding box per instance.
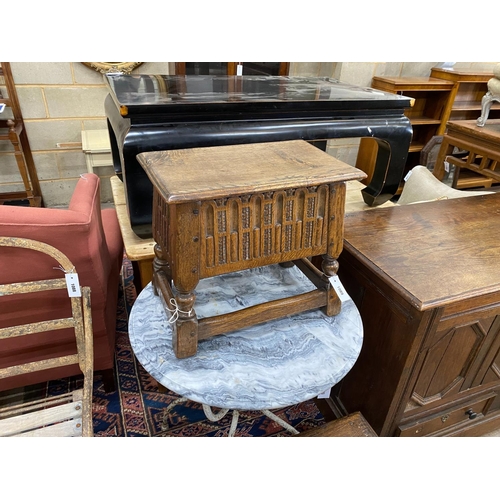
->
[327,194,500,437]
[0,62,42,206]
[174,62,289,76]
[355,76,453,187]
[430,67,500,133]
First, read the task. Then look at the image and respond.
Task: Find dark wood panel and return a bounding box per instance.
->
[333,195,500,436]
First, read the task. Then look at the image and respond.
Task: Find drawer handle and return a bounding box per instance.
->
[465,409,477,420]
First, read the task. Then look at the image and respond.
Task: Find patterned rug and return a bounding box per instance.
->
[36,257,326,437]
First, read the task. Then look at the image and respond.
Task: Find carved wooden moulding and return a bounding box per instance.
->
[153,184,336,277]
[202,186,330,274]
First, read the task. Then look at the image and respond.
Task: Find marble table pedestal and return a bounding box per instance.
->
[128,264,363,436]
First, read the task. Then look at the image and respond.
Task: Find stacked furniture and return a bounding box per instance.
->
[356,67,500,191]
[430,66,500,131]
[0,62,42,207]
[136,140,366,358]
[477,63,500,127]
[355,75,454,184]
[105,73,412,239]
[127,139,369,436]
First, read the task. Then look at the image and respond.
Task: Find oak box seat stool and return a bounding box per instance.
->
[137,140,365,358]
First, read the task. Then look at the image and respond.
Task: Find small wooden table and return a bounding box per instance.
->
[433,119,500,188]
[137,140,365,358]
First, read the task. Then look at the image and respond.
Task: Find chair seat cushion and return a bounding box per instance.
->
[397,166,492,205]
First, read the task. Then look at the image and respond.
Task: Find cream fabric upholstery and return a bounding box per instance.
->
[397,166,493,205]
[477,63,500,127]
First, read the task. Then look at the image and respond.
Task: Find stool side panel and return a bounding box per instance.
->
[198,184,340,277]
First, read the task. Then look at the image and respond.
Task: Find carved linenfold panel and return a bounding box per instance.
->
[200,185,331,274]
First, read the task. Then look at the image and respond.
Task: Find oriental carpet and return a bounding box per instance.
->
[4,257,326,437]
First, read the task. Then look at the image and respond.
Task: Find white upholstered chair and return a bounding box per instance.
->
[397,165,493,205]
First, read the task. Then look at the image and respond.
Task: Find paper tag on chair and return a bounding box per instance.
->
[65,273,81,297]
[328,275,349,303]
[317,387,332,399]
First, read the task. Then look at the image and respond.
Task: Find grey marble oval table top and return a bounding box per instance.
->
[128,264,363,411]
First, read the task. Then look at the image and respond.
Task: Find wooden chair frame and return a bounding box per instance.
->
[0,237,94,437]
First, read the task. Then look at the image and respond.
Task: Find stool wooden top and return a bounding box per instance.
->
[137,140,366,203]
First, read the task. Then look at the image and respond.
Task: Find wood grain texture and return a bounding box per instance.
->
[343,193,500,311]
[146,140,365,357]
[198,289,327,340]
[109,177,394,292]
[110,175,156,261]
[297,412,377,437]
[137,140,366,203]
[333,196,500,436]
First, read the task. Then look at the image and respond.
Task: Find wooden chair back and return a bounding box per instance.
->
[0,236,94,437]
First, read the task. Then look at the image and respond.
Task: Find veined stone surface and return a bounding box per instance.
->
[129,264,363,410]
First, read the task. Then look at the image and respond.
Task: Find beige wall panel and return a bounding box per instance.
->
[32,153,60,180]
[82,119,108,131]
[11,62,73,85]
[39,178,79,206]
[24,120,83,151]
[44,87,109,118]
[16,87,47,119]
[56,150,87,178]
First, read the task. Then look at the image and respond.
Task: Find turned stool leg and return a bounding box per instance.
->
[322,255,341,316]
[172,291,198,358]
[152,243,171,296]
[323,183,346,316]
[170,202,202,358]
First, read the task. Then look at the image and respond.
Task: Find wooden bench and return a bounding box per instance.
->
[297,412,377,437]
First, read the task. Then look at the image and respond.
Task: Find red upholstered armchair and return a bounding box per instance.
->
[0,173,123,392]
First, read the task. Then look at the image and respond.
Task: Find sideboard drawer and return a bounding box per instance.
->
[398,394,495,437]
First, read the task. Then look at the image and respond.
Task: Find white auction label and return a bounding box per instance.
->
[317,387,332,399]
[65,273,81,297]
[328,275,349,303]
